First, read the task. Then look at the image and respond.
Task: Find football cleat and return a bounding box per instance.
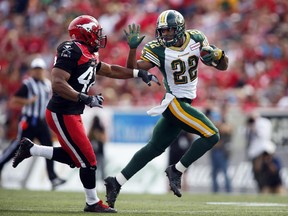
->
[84,200,117,213]
[104,177,121,208]
[165,165,182,197]
[12,137,33,168]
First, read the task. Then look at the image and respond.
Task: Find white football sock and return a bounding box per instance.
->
[84,188,100,205]
[116,173,127,186]
[175,162,187,173]
[30,144,53,159]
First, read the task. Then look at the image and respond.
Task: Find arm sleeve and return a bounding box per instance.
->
[53,41,80,74]
[140,43,160,67]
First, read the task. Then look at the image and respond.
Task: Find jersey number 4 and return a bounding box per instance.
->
[78,66,95,92]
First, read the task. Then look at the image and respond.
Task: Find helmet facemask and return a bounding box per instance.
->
[80,27,107,51]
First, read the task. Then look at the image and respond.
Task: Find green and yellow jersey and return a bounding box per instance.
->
[141,29,209,100]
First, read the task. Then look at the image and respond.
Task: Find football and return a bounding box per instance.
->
[200,46,213,58]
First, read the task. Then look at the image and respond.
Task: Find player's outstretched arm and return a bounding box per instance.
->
[124,23,145,69]
[97,62,160,86]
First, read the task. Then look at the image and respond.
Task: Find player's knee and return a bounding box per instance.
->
[206,132,220,149]
[213,131,220,144]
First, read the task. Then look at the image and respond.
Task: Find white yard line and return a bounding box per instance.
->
[207,202,288,207]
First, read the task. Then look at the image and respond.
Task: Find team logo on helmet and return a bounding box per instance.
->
[77,22,96,32]
[175,14,184,25]
[68,15,107,51]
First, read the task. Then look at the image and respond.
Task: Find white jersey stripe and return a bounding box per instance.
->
[21,77,50,119]
[145,53,160,66]
[143,49,160,66]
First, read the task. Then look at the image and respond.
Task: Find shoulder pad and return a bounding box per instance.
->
[187,29,209,47]
[145,40,162,50]
[143,40,165,54]
[141,41,163,67]
[56,41,81,59]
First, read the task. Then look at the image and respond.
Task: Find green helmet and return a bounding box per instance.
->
[155,10,185,47]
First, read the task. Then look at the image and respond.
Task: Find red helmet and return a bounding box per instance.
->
[68,15,107,51]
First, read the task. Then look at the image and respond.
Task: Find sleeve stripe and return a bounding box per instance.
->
[143,48,160,67]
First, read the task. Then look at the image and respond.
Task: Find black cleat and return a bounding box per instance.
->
[12,137,33,168]
[165,165,182,197]
[51,177,66,190]
[104,177,121,208]
[84,200,117,213]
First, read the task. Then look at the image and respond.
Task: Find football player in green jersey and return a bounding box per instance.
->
[105,10,229,208]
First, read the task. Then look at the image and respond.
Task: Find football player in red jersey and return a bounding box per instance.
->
[12,15,160,213]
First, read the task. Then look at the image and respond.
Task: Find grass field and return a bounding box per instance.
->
[0,188,287,216]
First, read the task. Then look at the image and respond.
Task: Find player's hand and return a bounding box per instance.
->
[124,24,145,49]
[78,93,104,108]
[134,69,161,86]
[88,94,104,108]
[200,45,223,65]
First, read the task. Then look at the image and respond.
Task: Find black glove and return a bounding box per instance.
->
[78,93,104,108]
[133,69,161,86]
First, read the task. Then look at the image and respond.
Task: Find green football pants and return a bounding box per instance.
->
[121,97,220,180]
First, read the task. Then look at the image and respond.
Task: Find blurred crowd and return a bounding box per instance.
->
[0,0,288,141]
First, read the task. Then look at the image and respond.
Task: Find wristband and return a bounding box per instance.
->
[78,92,90,104]
[133,69,139,78]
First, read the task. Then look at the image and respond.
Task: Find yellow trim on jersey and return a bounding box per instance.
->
[168,98,215,137]
[168,32,191,51]
[140,55,150,62]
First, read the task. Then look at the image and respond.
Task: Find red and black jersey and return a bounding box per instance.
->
[47,40,101,114]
